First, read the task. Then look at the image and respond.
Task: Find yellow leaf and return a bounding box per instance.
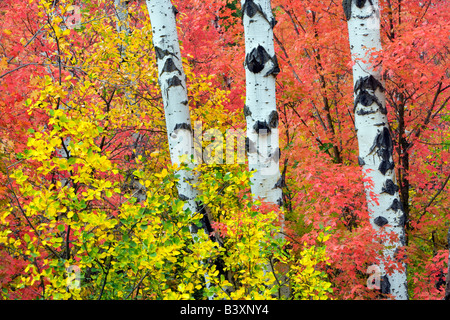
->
[0,58,7,71]
[155,168,168,178]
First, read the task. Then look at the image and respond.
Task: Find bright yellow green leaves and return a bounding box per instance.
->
[1,0,333,301]
[189,163,333,300]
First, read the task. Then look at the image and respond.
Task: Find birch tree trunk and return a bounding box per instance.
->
[114,0,129,42]
[241,0,283,209]
[241,0,287,298]
[343,0,408,299]
[145,0,214,242]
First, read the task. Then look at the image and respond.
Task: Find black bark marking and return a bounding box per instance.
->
[245,45,271,74]
[270,17,277,29]
[354,75,385,94]
[192,203,215,241]
[356,0,366,8]
[354,76,385,113]
[356,12,376,20]
[380,275,391,294]
[277,197,283,206]
[343,0,374,20]
[174,123,192,132]
[242,0,262,18]
[269,147,281,163]
[265,54,280,77]
[161,58,181,75]
[243,104,252,117]
[354,90,382,110]
[399,234,406,246]
[166,75,183,89]
[268,110,279,128]
[245,137,257,153]
[253,120,271,134]
[358,156,366,166]
[381,179,399,195]
[245,45,279,76]
[388,199,403,212]
[398,212,406,228]
[181,100,188,105]
[374,216,388,227]
[368,127,395,175]
[154,46,174,60]
[273,175,285,189]
[172,5,179,15]
[178,194,190,201]
[190,222,199,234]
[343,0,352,20]
[356,108,377,116]
[378,159,395,176]
[242,0,276,28]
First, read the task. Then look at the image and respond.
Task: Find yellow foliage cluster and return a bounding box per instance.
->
[0,0,333,300]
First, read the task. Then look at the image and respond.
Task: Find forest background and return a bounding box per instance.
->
[0,0,448,300]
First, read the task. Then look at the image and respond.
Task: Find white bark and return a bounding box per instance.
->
[146,0,221,298]
[241,0,288,298]
[114,0,129,35]
[344,0,408,299]
[145,0,216,240]
[241,0,283,207]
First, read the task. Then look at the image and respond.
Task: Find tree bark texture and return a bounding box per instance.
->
[241,0,283,208]
[145,0,213,240]
[343,0,408,300]
[241,0,288,298]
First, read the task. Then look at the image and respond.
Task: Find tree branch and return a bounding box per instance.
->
[418,174,450,222]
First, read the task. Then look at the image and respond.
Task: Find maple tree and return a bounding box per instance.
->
[0,0,448,300]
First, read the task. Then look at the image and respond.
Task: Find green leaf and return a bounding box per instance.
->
[250,210,259,218]
[59,114,68,123]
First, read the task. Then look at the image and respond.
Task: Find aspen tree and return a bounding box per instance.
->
[145,0,215,250]
[241,0,283,208]
[241,0,287,297]
[343,0,408,299]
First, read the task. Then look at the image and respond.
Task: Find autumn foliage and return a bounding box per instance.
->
[0,0,449,300]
